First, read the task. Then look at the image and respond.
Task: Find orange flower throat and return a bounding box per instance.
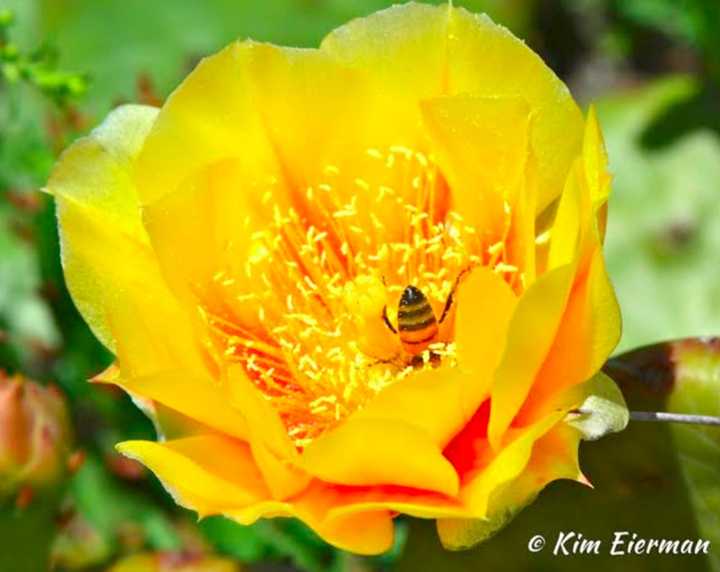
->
[201,146,523,447]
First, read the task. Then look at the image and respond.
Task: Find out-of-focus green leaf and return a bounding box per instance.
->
[667,341,720,572]
[0,195,60,368]
[612,338,720,572]
[201,516,341,572]
[199,517,269,563]
[600,77,720,353]
[70,455,182,565]
[37,0,534,115]
[616,0,720,77]
[602,338,720,570]
[0,487,65,572]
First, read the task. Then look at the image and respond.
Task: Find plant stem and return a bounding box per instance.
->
[630,411,720,426]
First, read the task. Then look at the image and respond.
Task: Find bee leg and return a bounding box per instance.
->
[382,305,398,334]
[438,265,474,325]
[367,352,403,368]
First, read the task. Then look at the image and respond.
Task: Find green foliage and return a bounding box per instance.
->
[666,340,720,572]
[600,78,720,353]
[0,8,87,107]
[615,0,720,77]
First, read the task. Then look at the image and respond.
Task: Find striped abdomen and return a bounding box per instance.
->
[397,285,438,354]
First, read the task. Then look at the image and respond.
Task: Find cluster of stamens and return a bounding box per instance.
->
[200,146,522,447]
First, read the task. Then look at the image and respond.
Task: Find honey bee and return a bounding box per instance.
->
[381,268,470,367]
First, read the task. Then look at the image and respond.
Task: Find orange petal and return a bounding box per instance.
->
[459,411,566,517]
[488,263,576,449]
[225,493,396,556]
[438,420,583,548]
[516,247,621,424]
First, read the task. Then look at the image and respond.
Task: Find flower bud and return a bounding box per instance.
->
[107,552,240,572]
[0,372,71,494]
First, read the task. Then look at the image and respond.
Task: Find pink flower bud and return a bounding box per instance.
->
[0,372,71,493]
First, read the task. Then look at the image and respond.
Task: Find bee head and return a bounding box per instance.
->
[399,285,426,307]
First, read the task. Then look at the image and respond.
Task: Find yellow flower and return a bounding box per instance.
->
[48,3,621,554]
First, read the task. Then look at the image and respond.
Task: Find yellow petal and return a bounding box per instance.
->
[322,4,583,213]
[136,42,282,207]
[141,158,281,332]
[350,368,468,448]
[49,104,157,232]
[488,263,576,448]
[116,435,269,517]
[547,160,589,270]
[309,509,394,556]
[97,370,248,441]
[505,150,539,284]
[301,418,459,496]
[445,7,583,212]
[421,95,530,236]
[459,411,565,517]
[225,493,396,556]
[47,105,162,352]
[454,267,518,386]
[137,43,367,321]
[517,247,621,424]
[226,366,309,499]
[583,105,612,208]
[325,486,466,521]
[104,289,206,380]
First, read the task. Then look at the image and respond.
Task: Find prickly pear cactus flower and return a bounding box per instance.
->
[48,3,624,554]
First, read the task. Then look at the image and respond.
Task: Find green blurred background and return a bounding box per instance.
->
[1,1,720,571]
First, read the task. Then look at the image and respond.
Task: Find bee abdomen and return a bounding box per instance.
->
[397,285,438,353]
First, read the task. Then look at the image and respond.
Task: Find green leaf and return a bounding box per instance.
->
[565,372,629,441]
[0,195,60,366]
[69,455,182,565]
[599,77,720,354]
[665,339,720,571]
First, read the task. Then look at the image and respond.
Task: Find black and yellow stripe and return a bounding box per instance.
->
[397,285,438,354]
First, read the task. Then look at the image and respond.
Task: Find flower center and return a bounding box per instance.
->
[201,146,520,447]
